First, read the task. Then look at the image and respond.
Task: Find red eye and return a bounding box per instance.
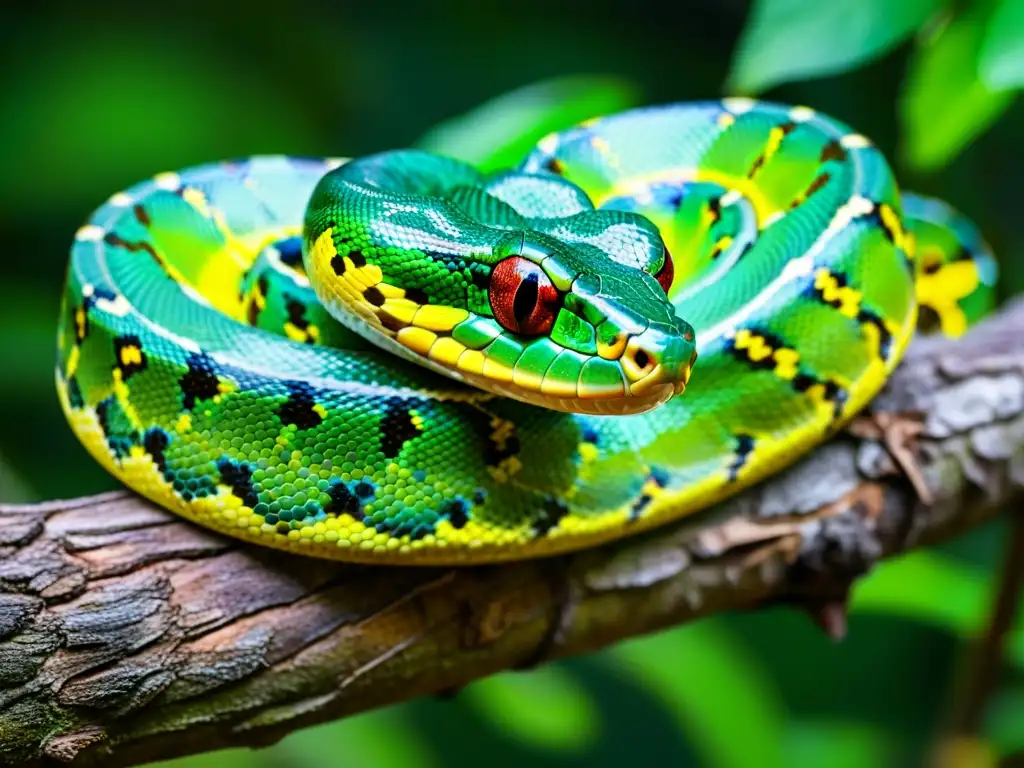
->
[654,248,674,294]
[489,256,561,336]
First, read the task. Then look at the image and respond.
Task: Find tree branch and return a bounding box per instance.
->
[3,300,1024,768]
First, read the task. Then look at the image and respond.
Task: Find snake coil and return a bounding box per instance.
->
[58,100,998,564]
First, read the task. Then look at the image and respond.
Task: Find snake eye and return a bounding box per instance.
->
[654,248,674,294]
[489,256,561,336]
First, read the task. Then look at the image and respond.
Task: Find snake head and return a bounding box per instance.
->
[302,151,696,415]
[481,225,696,414]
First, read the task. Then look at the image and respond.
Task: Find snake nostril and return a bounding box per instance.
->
[633,349,650,370]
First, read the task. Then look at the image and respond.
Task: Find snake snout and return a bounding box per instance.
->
[620,322,696,400]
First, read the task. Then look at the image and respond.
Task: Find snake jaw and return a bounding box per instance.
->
[617,321,695,404]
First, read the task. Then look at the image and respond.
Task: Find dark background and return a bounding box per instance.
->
[1,1,1022,765]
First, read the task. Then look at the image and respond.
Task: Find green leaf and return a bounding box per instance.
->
[899,2,1017,171]
[726,0,941,94]
[786,720,895,768]
[0,25,324,220]
[985,684,1024,755]
[850,550,991,631]
[277,707,436,768]
[851,549,1024,672]
[979,0,1024,88]
[608,621,786,768]
[147,747,266,768]
[462,665,598,753]
[0,449,36,504]
[414,75,640,171]
[0,284,60,401]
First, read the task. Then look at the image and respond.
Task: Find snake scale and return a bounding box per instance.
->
[57,100,998,564]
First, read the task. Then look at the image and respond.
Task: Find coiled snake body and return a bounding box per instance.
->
[57,100,998,564]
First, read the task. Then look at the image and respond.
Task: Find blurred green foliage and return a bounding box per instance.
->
[2,1,1023,766]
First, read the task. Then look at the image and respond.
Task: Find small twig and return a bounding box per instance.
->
[934,510,1024,765]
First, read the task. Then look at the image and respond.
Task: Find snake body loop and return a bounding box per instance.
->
[57,100,998,563]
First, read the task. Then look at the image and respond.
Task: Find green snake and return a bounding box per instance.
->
[57,99,998,564]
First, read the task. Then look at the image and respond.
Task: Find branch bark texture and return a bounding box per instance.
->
[3,300,1024,767]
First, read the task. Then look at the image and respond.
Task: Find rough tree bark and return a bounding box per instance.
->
[2,300,1024,768]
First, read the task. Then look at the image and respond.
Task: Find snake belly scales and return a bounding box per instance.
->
[56,99,998,565]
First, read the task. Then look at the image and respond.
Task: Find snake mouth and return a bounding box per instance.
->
[465,373,680,416]
[530,382,679,416]
[451,330,694,415]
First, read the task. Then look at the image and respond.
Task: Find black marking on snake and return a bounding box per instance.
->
[792,374,848,421]
[820,140,848,164]
[651,182,685,209]
[707,196,722,223]
[276,237,303,267]
[405,287,429,306]
[857,307,893,360]
[543,157,565,175]
[533,497,568,536]
[747,121,797,179]
[246,290,262,326]
[96,395,138,459]
[95,397,112,441]
[629,467,669,520]
[133,204,151,227]
[728,434,755,482]
[180,353,223,410]
[283,295,317,343]
[917,305,943,334]
[113,334,147,380]
[324,480,362,517]
[142,427,170,475]
[726,328,789,373]
[441,498,469,529]
[330,254,346,276]
[76,287,118,343]
[379,402,422,458]
[284,296,308,326]
[482,428,520,469]
[473,488,488,506]
[806,272,895,361]
[630,494,654,519]
[799,173,832,205]
[276,381,323,430]
[216,457,259,507]
[469,264,491,290]
[364,286,385,306]
[581,424,600,445]
[347,250,367,268]
[104,232,166,273]
[872,205,899,244]
[952,244,975,263]
[729,327,848,419]
[440,256,464,274]
[66,376,84,409]
[354,481,375,499]
[386,515,436,541]
[865,202,915,273]
[83,287,117,308]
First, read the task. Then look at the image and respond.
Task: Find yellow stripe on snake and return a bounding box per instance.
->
[56,100,998,564]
